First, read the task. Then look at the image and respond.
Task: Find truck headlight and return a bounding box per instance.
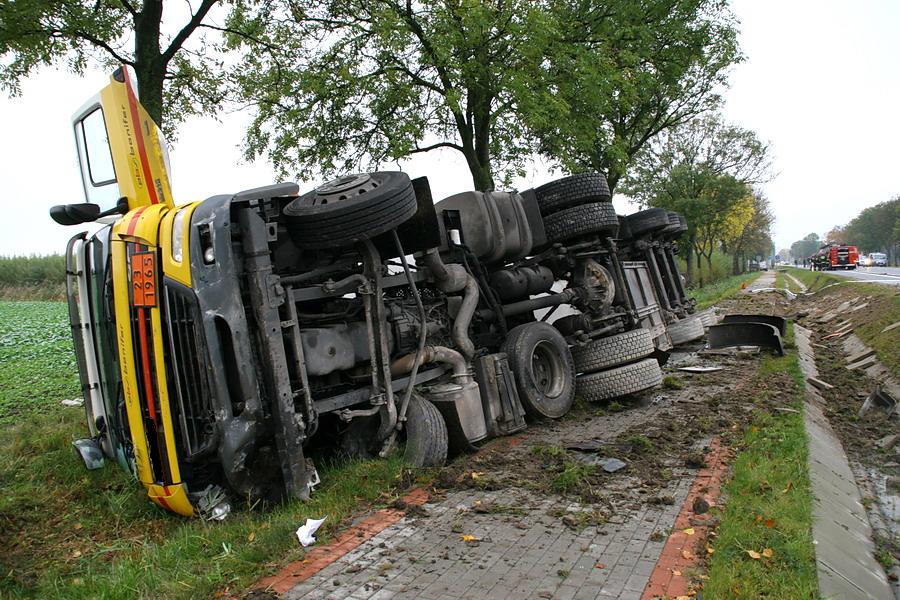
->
[171,208,188,263]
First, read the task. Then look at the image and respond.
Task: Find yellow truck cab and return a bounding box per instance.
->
[55,68,682,519]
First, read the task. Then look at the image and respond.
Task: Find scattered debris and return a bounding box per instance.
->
[875,434,899,450]
[774,407,801,414]
[71,438,104,470]
[881,321,900,334]
[722,314,788,336]
[60,398,84,407]
[858,387,897,418]
[807,377,834,391]
[570,453,627,472]
[692,497,710,514]
[196,485,232,522]
[847,356,878,371]
[846,349,876,364]
[677,366,724,374]
[748,287,796,300]
[296,516,327,546]
[851,302,870,312]
[699,345,760,357]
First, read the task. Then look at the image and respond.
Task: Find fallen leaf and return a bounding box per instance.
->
[672,569,682,576]
[751,426,759,433]
[73,523,83,531]
[461,535,477,542]
[594,563,606,569]
[248,532,256,543]
[762,548,774,558]
[764,518,776,528]
[782,481,793,493]
[706,545,715,555]
[747,550,761,560]
[470,472,485,480]
[682,550,694,560]
[72,550,82,558]
[683,527,695,535]
[676,596,691,600]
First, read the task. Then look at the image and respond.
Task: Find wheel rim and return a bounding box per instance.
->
[531,340,565,398]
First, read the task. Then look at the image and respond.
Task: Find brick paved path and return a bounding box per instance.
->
[284,478,693,600]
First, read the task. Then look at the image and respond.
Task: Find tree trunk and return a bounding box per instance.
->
[706,254,713,278]
[133,1,165,127]
[684,236,695,287]
[732,252,739,276]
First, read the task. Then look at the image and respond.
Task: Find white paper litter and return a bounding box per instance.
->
[61,398,84,407]
[296,516,327,547]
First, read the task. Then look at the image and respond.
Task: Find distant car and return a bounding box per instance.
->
[759,260,768,271]
[860,254,873,267]
[870,252,887,267]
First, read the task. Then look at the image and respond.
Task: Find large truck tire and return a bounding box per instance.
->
[543,202,619,243]
[403,394,448,467]
[502,322,575,419]
[284,172,417,248]
[626,208,671,237]
[572,329,655,374]
[533,173,611,216]
[667,316,706,345]
[577,358,663,402]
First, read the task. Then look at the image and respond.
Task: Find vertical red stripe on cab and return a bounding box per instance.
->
[121,68,160,205]
[126,206,147,236]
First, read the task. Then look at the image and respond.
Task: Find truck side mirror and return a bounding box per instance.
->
[50,203,101,225]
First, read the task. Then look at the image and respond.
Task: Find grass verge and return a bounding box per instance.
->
[0,300,430,598]
[785,267,900,374]
[705,324,818,599]
[1,408,420,599]
[688,271,762,310]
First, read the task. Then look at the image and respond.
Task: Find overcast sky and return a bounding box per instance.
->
[1,0,898,256]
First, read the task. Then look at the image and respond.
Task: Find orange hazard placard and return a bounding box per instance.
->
[131,251,157,307]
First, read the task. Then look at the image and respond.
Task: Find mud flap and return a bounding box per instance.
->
[721,314,787,336]
[707,322,784,356]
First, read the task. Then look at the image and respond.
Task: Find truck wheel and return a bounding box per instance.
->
[532,173,611,216]
[543,202,619,243]
[403,394,448,467]
[502,322,575,419]
[626,208,671,237]
[572,329,655,374]
[284,171,417,248]
[667,316,705,346]
[577,358,663,402]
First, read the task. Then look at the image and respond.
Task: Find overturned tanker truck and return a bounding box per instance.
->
[54,68,693,517]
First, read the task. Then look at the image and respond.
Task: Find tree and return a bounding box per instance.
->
[825,225,847,244]
[229,0,582,191]
[620,114,771,284]
[531,0,740,192]
[728,191,773,273]
[790,233,821,263]
[0,0,245,134]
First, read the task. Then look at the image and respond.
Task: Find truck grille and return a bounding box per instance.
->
[163,282,215,459]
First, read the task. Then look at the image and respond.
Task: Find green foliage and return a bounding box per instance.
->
[0,255,65,286]
[0,301,79,423]
[677,249,733,286]
[0,0,231,133]
[622,114,772,283]
[790,233,823,262]
[839,196,899,259]
[687,271,761,309]
[230,0,741,191]
[532,0,741,191]
[231,0,573,190]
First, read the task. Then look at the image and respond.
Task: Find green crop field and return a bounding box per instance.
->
[0,301,80,423]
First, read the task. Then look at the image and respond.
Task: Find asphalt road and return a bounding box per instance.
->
[819,265,900,285]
